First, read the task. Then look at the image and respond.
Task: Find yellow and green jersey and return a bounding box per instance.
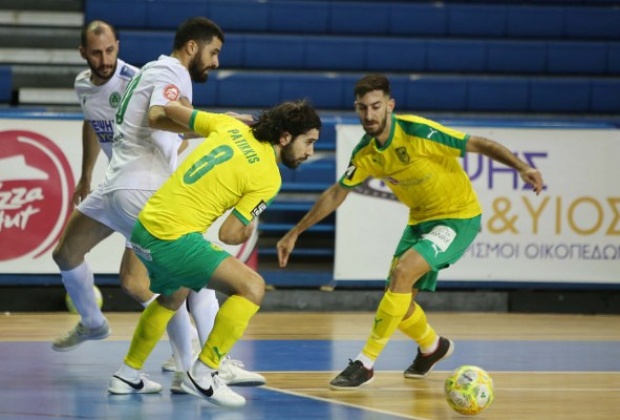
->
[139,111,281,240]
[339,114,482,224]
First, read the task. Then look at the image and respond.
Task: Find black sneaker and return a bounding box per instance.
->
[330,359,374,390]
[404,336,454,379]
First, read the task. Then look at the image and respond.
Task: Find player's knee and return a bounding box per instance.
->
[120,273,151,303]
[156,290,188,311]
[52,241,74,269]
[243,271,265,305]
[390,264,419,291]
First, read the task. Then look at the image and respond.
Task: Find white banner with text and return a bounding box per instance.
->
[0,117,126,273]
[0,116,253,275]
[335,124,620,284]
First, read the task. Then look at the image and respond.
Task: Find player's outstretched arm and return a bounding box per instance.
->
[466,135,544,195]
[277,183,350,267]
[159,99,194,130]
[72,121,101,205]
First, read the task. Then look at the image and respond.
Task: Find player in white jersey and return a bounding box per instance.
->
[53,19,263,393]
[100,17,263,394]
[52,20,197,379]
[74,57,136,193]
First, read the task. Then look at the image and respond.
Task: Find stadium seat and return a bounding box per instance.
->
[215,73,281,108]
[447,5,508,37]
[242,35,304,70]
[365,39,426,72]
[547,42,607,75]
[268,1,329,34]
[406,77,468,111]
[564,7,620,39]
[590,80,620,113]
[118,31,173,66]
[486,41,546,74]
[304,38,365,71]
[329,2,389,35]
[0,66,12,102]
[281,74,345,109]
[505,6,563,38]
[426,40,487,73]
[529,78,590,112]
[147,1,208,30]
[467,78,529,112]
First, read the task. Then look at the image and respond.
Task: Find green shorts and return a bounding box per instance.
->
[130,220,230,296]
[389,215,481,292]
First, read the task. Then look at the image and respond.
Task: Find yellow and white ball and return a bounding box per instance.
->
[445,365,494,416]
[65,286,103,314]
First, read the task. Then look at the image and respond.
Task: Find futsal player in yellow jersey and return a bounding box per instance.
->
[110,99,321,407]
[277,74,544,390]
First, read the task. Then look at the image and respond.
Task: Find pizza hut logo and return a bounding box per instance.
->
[0,130,74,260]
[163,84,180,101]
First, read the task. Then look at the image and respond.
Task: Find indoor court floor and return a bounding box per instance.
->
[0,312,618,419]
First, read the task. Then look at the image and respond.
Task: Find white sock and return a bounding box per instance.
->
[355,353,375,370]
[187,288,219,346]
[117,363,140,381]
[140,294,158,308]
[192,358,214,378]
[60,262,105,328]
[166,302,193,371]
[420,337,440,354]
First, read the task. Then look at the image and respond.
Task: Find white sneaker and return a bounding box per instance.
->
[181,371,246,408]
[218,356,266,387]
[52,319,110,352]
[108,373,162,395]
[161,336,202,372]
[170,371,187,394]
[161,355,177,373]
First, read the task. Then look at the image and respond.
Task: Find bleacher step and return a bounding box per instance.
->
[0,10,82,27]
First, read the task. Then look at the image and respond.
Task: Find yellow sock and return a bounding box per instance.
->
[398,302,437,352]
[361,290,411,360]
[124,300,176,369]
[199,295,259,369]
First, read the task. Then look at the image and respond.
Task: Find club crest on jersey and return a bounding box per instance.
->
[109,92,121,108]
[251,200,267,218]
[163,84,180,101]
[371,155,385,167]
[395,147,410,164]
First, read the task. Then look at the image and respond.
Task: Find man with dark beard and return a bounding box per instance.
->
[108,99,321,407]
[277,74,544,390]
[54,17,263,394]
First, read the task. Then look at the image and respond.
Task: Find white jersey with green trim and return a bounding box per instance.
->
[102,55,192,192]
[74,58,137,160]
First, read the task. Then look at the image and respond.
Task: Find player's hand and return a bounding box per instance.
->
[277,231,299,268]
[72,179,90,206]
[519,167,544,195]
[226,111,255,126]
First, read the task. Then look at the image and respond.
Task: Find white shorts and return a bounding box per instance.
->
[77,187,153,241]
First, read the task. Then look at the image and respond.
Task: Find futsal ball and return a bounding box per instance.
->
[444,365,494,416]
[65,286,103,314]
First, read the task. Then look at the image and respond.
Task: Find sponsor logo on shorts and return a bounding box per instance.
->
[131,243,152,261]
[422,225,456,256]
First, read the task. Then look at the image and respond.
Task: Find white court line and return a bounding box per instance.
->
[261,385,430,420]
